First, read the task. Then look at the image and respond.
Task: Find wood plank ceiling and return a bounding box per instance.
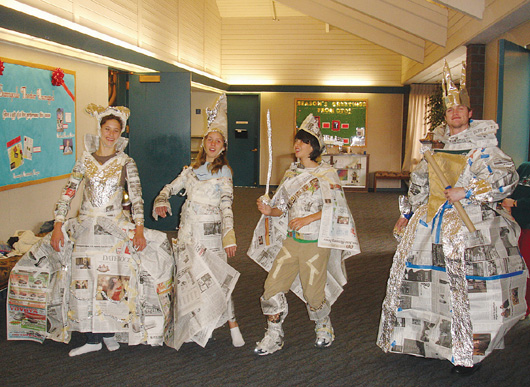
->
[216,0,487,64]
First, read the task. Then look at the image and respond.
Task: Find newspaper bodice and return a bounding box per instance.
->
[55,135,145,225]
[406,120,518,215]
[274,165,323,240]
[153,166,235,245]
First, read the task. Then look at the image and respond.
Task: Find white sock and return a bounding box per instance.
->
[230,326,245,347]
[69,343,102,357]
[103,336,120,352]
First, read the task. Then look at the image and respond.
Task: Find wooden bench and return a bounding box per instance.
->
[373,171,410,192]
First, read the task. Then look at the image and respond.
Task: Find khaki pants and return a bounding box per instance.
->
[263,236,330,309]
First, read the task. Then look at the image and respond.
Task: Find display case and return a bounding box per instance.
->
[321,153,369,192]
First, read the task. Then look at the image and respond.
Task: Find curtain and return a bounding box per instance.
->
[402,84,439,172]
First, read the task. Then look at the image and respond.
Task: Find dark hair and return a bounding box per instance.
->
[100,114,124,129]
[295,130,322,161]
[191,132,232,175]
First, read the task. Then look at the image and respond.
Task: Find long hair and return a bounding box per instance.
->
[191,132,232,175]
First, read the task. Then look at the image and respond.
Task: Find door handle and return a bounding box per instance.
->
[251,148,258,152]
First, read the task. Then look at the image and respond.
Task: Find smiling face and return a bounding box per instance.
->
[204,131,226,162]
[99,118,121,151]
[445,105,472,135]
[294,138,314,162]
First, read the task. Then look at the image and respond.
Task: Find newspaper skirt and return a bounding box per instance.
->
[377,203,527,366]
[7,214,174,346]
[165,239,239,350]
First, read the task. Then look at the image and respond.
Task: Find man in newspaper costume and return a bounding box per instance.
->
[7,104,174,355]
[248,113,361,355]
[377,62,527,375]
[153,94,244,350]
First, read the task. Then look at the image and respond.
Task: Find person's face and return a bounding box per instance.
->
[204,131,225,162]
[445,105,472,135]
[100,119,121,149]
[294,138,313,161]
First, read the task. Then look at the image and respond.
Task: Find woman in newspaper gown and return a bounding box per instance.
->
[6,105,174,356]
[153,128,244,350]
[377,119,527,367]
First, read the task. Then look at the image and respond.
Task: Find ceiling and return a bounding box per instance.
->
[216,0,530,83]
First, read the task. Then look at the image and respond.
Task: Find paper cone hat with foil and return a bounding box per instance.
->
[205,94,228,142]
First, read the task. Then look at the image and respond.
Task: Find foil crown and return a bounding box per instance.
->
[442,60,470,109]
[299,113,324,148]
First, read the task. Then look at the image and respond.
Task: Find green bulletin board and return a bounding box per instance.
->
[295,99,367,146]
[0,58,76,191]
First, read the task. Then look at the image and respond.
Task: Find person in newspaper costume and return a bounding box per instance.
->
[248,113,361,355]
[153,94,244,349]
[502,161,530,318]
[377,62,527,375]
[6,105,174,356]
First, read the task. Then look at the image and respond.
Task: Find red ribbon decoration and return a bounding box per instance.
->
[51,68,75,101]
[0,59,5,76]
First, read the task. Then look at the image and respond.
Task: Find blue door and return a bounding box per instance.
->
[227,94,260,187]
[127,72,191,230]
[497,39,530,165]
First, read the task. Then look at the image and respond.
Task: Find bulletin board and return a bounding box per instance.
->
[0,58,76,191]
[295,99,367,146]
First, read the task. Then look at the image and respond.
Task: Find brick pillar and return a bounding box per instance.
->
[466,44,485,119]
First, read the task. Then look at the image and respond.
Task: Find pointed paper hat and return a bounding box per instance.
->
[299,113,324,148]
[204,94,228,142]
[85,103,130,135]
[442,60,470,109]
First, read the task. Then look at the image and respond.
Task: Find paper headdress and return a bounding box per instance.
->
[442,60,470,109]
[204,94,228,142]
[85,103,130,135]
[299,113,324,148]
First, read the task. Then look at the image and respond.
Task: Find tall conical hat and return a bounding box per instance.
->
[299,113,324,148]
[441,60,470,109]
[204,94,228,142]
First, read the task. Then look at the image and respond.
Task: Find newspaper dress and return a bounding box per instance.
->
[377,120,527,367]
[247,161,360,307]
[7,134,174,346]
[153,166,240,350]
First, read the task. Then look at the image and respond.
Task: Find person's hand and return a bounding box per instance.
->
[155,206,169,218]
[444,187,466,204]
[257,198,272,216]
[50,223,64,252]
[501,198,516,215]
[394,217,409,232]
[225,245,237,258]
[288,215,314,231]
[133,225,147,251]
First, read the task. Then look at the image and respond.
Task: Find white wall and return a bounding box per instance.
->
[0,42,108,242]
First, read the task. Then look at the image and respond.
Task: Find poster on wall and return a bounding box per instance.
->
[0,58,76,191]
[295,99,367,146]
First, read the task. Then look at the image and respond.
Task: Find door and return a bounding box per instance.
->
[227,94,260,186]
[127,72,191,230]
[497,39,530,165]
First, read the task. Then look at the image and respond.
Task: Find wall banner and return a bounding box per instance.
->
[0,58,76,191]
[295,99,367,147]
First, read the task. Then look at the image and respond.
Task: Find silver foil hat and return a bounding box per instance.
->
[204,94,228,143]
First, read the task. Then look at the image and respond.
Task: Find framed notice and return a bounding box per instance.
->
[0,58,76,191]
[295,99,367,146]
